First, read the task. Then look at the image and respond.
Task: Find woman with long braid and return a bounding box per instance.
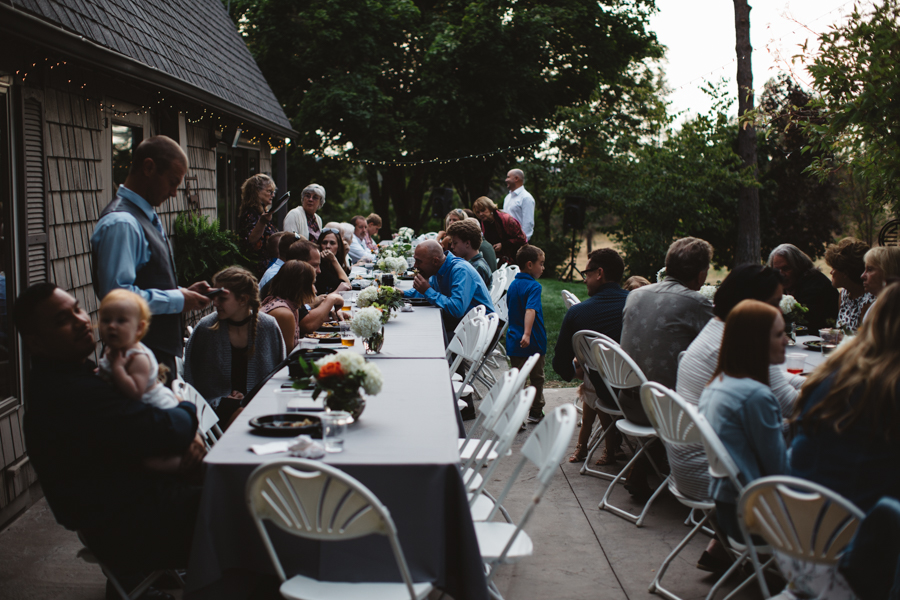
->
[184,266,285,423]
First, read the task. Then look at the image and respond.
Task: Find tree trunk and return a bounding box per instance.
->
[734,0,761,266]
[366,166,392,235]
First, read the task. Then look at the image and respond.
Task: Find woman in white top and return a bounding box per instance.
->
[283,184,326,242]
[675,264,799,501]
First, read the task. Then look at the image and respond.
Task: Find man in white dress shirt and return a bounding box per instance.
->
[348,215,376,264]
[503,168,535,241]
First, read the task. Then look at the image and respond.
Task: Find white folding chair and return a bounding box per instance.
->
[474,404,577,600]
[690,403,778,600]
[173,379,222,448]
[447,314,491,404]
[561,289,580,310]
[489,270,507,306]
[465,387,535,523]
[245,459,433,600]
[76,532,185,600]
[572,331,623,474]
[591,336,669,527]
[739,476,864,600]
[641,382,729,600]
[458,368,520,463]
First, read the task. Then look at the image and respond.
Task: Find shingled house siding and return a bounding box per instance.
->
[187,123,216,221]
[43,86,105,324]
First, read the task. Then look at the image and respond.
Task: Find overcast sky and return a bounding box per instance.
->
[648,0,869,121]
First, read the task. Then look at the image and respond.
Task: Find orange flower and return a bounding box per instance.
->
[317,361,345,379]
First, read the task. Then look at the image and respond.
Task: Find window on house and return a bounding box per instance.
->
[111,124,143,187]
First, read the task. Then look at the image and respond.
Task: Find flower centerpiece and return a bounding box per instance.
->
[656,267,667,283]
[351,306,386,353]
[698,284,718,302]
[780,294,809,343]
[292,352,383,419]
[378,256,409,274]
[396,226,415,244]
[356,285,404,323]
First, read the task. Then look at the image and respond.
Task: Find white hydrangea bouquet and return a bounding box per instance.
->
[396,226,415,243]
[378,256,408,273]
[351,306,386,353]
[355,286,380,308]
[698,284,718,302]
[656,267,667,283]
[780,294,808,324]
[291,350,382,416]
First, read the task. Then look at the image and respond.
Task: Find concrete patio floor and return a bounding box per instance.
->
[0,387,764,600]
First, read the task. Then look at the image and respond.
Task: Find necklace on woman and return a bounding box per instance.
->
[221,315,252,327]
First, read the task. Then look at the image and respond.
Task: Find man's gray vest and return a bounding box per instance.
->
[93,196,183,359]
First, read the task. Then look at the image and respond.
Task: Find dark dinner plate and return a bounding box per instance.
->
[249,413,322,437]
[803,340,823,351]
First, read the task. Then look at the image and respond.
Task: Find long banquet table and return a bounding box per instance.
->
[184,289,488,600]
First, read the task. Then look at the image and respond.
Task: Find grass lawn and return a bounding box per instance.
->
[539,277,588,387]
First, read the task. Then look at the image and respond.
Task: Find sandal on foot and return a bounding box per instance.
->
[568,443,587,463]
[594,447,618,466]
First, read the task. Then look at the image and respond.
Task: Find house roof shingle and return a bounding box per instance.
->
[9,0,293,135]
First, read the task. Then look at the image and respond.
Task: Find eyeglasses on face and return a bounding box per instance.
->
[579,267,599,279]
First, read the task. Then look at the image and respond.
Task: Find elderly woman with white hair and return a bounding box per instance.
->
[283,183,326,242]
[767,243,839,331]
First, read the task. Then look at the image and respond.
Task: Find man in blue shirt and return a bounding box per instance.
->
[404,240,494,337]
[91,136,211,380]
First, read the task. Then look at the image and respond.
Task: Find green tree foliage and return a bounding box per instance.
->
[227,0,661,231]
[800,0,900,214]
[757,77,840,261]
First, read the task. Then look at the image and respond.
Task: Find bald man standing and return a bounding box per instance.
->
[503,168,535,241]
[404,240,495,336]
[92,136,211,380]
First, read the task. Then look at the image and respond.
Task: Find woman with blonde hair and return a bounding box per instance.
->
[861,246,900,299]
[472,196,527,266]
[237,174,280,276]
[698,299,789,541]
[791,280,900,512]
[184,266,285,422]
[261,260,344,351]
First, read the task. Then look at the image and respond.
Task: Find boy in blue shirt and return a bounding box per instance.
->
[506,244,547,423]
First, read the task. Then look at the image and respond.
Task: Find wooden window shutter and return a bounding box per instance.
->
[22,91,48,285]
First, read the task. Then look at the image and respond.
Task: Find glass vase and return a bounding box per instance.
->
[364,328,385,354]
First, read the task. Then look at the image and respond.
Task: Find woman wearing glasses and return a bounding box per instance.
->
[283,184,326,242]
[316,228,352,294]
[238,174,279,276]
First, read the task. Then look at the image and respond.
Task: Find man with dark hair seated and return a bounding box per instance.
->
[17,283,205,600]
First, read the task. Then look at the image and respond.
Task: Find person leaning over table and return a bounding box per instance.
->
[767,243,839,332]
[472,196,527,267]
[18,283,205,600]
[463,208,498,271]
[403,240,495,338]
[237,174,280,277]
[447,218,492,288]
[823,237,874,330]
[283,183,326,242]
[91,135,211,384]
[261,259,344,352]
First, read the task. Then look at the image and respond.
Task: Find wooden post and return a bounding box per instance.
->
[734,0,760,266]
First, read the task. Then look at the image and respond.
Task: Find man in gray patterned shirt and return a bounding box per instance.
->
[619,237,714,497]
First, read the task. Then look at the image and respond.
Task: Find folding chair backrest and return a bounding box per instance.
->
[466,387,535,490]
[482,404,577,558]
[508,352,540,394]
[173,379,221,447]
[572,331,621,415]
[447,314,489,367]
[246,459,419,598]
[450,305,486,343]
[640,382,703,447]
[739,476,864,564]
[460,369,521,467]
[490,271,507,305]
[494,293,509,322]
[561,290,580,309]
[589,337,647,408]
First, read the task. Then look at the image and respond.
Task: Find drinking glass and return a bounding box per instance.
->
[340,321,356,347]
[785,353,806,375]
[321,411,351,453]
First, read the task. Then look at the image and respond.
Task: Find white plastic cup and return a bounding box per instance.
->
[785,353,806,375]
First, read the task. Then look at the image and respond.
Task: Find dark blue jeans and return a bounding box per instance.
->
[839,497,900,600]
